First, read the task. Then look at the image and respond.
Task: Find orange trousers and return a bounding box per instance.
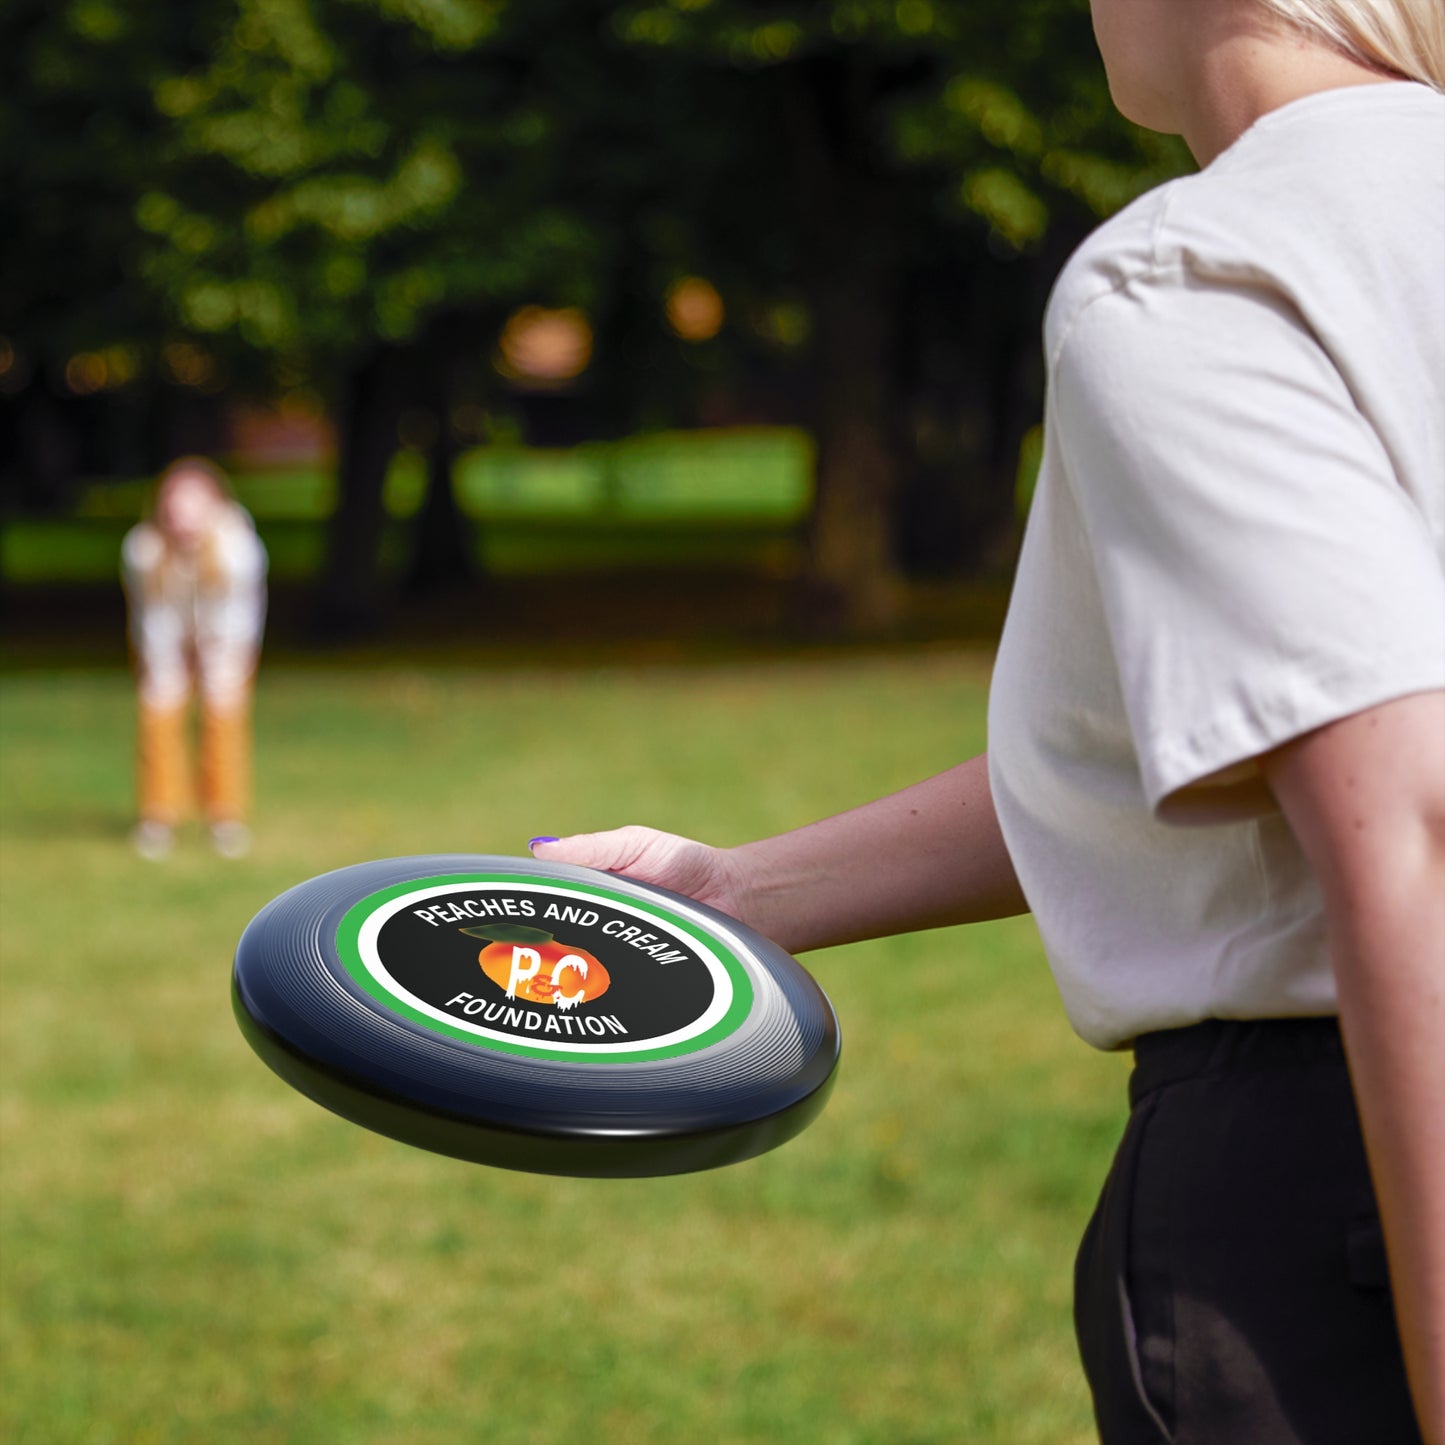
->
[137,692,252,827]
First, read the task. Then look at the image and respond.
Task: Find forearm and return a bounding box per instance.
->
[727,751,1028,955]
[1330,850,1445,1445]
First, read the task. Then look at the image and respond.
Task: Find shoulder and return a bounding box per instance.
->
[122,522,165,575]
[1043,154,1296,366]
[220,502,265,552]
[1043,181,1182,363]
[210,504,268,577]
[1045,83,1445,369]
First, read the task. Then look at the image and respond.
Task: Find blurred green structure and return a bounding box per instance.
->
[2,428,814,584]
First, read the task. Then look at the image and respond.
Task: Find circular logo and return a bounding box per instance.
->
[336,875,754,1062]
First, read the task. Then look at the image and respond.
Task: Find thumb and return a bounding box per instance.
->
[529,826,654,874]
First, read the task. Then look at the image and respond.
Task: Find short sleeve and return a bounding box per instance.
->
[121,523,163,591]
[1053,273,1445,822]
[214,505,268,584]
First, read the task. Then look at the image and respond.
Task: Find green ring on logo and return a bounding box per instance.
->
[336,873,755,1063]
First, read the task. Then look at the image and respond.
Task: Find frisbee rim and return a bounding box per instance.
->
[233,979,838,1177]
[232,854,841,1177]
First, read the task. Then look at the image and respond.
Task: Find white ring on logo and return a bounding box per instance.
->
[356,882,737,1054]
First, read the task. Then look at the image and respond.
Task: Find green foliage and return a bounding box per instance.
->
[0,657,1128,1443]
[607,0,1190,249]
[2,0,1190,386]
[0,1,185,362]
[125,0,608,372]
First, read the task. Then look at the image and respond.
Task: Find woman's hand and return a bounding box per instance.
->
[530,827,757,926]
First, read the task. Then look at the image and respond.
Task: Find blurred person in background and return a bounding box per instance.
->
[531,0,1445,1441]
[122,457,267,860]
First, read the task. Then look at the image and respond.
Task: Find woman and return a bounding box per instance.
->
[122,457,267,859]
[530,2,1444,1440]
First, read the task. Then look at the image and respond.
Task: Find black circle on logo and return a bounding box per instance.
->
[376,887,717,1047]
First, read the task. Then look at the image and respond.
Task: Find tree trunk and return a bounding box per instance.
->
[7,382,81,513]
[405,357,475,597]
[314,345,404,640]
[804,270,905,632]
[892,235,1057,580]
[780,58,908,635]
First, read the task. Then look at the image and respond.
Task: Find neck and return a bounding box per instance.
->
[1176,9,1401,166]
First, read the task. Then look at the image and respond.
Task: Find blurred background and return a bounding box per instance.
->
[1,1,1190,1440]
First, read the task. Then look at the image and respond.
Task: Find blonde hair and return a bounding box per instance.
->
[1257,0,1445,90]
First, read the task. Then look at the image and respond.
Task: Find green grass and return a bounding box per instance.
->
[0,654,1127,1444]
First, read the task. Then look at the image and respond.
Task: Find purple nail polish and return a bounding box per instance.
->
[528,836,559,849]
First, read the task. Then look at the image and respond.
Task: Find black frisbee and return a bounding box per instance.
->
[232,855,840,1177]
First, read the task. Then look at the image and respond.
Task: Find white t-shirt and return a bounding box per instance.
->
[988,82,1445,1051]
[122,502,268,709]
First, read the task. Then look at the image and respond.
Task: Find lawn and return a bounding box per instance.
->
[0,652,1127,1444]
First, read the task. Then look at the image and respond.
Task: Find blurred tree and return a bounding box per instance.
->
[2,0,1189,632]
[125,0,781,630]
[125,0,613,632]
[606,0,1191,625]
[0,0,214,508]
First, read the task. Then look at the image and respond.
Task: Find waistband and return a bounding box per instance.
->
[1129,1016,1344,1108]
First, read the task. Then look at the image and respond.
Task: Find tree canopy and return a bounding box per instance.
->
[1,0,1191,628]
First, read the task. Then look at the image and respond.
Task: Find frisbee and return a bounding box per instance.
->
[232,855,840,1177]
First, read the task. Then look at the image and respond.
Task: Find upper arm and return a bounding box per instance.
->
[1261,690,1445,915]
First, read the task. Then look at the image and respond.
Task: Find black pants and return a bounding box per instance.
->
[1074,1018,1422,1445]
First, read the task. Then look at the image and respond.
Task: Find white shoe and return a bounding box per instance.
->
[210,821,252,859]
[132,820,174,861]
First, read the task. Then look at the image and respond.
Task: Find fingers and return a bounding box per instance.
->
[528,827,745,921]
[529,826,658,874]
